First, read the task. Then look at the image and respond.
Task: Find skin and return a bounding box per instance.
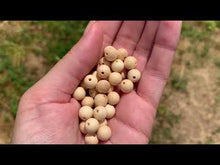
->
[11,21,182,144]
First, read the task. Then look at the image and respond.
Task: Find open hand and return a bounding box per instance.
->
[11,21,182,144]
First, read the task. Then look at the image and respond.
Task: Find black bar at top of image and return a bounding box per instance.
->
[0,1,220,20]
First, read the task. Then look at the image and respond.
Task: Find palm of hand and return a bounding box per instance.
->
[11,21,181,144]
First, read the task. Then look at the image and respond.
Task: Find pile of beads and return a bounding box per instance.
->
[73,46,141,144]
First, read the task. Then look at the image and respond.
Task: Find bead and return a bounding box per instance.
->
[97,65,111,79]
[99,57,111,67]
[124,56,137,70]
[80,81,87,89]
[99,119,107,127]
[104,46,118,62]
[120,79,134,93]
[83,74,98,89]
[88,88,98,98]
[97,125,111,141]
[116,48,128,61]
[79,121,87,134]
[81,96,94,107]
[96,80,111,93]
[79,106,93,121]
[111,59,124,72]
[85,118,100,134]
[127,69,141,83]
[92,71,101,80]
[94,94,108,107]
[93,106,107,121]
[105,104,116,119]
[85,134,99,144]
[108,72,122,86]
[108,91,120,105]
[73,87,86,101]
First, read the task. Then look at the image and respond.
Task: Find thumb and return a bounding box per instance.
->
[36,22,103,96]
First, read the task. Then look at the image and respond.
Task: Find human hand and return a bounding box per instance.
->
[11,21,182,144]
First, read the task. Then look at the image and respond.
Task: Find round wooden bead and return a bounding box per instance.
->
[97,65,111,79]
[124,56,137,70]
[105,104,116,119]
[108,72,122,86]
[117,48,128,61]
[79,121,87,134]
[97,125,111,141]
[111,59,124,72]
[83,75,98,89]
[79,106,93,121]
[108,91,120,105]
[99,57,111,67]
[80,81,87,89]
[81,96,94,107]
[104,46,118,62]
[120,79,134,93]
[127,69,141,83]
[96,80,111,93]
[99,119,107,127]
[85,118,100,134]
[94,94,108,107]
[73,87,86,101]
[93,106,107,121]
[85,134,99,144]
[88,89,98,98]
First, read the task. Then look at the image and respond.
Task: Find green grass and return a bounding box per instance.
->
[149,105,181,144]
[171,76,188,92]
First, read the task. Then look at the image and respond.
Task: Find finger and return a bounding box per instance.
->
[133,21,160,72]
[98,21,122,49]
[112,21,146,55]
[35,22,103,97]
[137,21,182,108]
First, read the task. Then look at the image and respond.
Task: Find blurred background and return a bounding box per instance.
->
[0,21,219,144]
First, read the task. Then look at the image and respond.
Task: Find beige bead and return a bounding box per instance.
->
[97,65,111,79]
[105,104,116,119]
[99,57,111,67]
[111,59,124,72]
[85,118,100,134]
[97,125,111,141]
[96,80,111,93]
[124,56,137,70]
[94,94,108,107]
[127,69,141,83]
[99,119,107,127]
[92,71,101,80]
[108,91,120,105]
[108,72,122,86]
[73,87,86,101]
[81,96,94,107]
[85,134,99,144]
[117,48,128,61]
[79,106,93,121]
[83,74,98,89]
[93,106,107,121]
[79,121,87,134]
[89,89,98,98]
[120,79,134,93]
[104,46,118,62]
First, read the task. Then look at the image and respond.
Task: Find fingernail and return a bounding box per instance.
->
[84,21,96,36]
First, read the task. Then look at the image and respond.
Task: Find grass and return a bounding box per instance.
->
[149,105,181,144]
[171,76,188,92]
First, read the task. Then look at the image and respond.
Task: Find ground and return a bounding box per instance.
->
[0,21,219,144]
